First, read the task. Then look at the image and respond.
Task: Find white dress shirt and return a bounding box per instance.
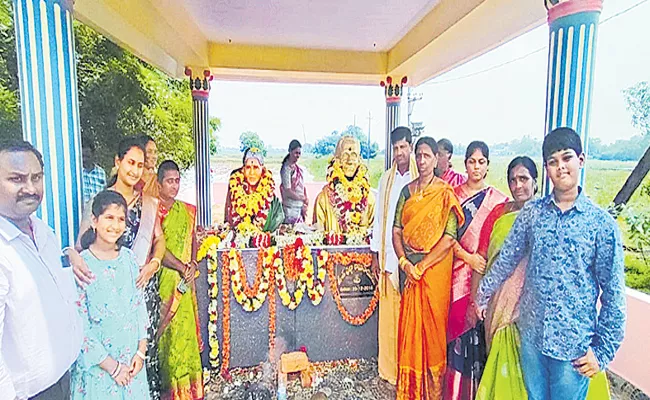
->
[370,169,412,276]
[0,215,82,400]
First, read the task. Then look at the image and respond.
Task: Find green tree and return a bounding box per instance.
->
[75,23,194,169]
[0,1,195,169]
[209,117,221,156]
[0,0,21,142]
[140,67,194,169]
[239,131,267,156]
[312,125,379,159]
[312,131,339,158]
[624,82,650,136]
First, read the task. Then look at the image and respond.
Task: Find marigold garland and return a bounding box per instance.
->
[228,168,275,233]
[267,261,277,356]
[206,257,220,368]
[221,252,232,377]
[317,250,379,326]
[272,246,306,310]
[197,236,222,369]
[197,235,221,262]
[325,159,371,233]
[225,249,271,312]
[267,239,326,311]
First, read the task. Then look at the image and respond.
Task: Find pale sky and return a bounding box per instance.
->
[210,0,650,150]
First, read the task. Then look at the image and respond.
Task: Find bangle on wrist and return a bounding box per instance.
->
[111,363,121,378]
[150,257,162,272]
[136,350,146,360]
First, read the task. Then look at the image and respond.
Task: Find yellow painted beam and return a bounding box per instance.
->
[388,0,546,86]
[207,67,384,86]
[389,0,484,73]
[208,43,387,77]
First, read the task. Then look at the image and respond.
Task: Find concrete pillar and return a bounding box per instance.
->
[543,0,603,193]
[185,68,213,227]
[381,76,407,170]
[13,0,82,247]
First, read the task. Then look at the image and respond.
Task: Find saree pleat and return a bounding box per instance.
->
[158,201,204,400]
[396,180,464,400]
[445,186,508,400]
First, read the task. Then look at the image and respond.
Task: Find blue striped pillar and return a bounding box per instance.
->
[186,68,213,227]
[13,0,82,247]
[381,76,407,171]
[543,0,603,194]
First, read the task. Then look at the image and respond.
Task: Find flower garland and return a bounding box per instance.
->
[197,236,221,369]
[272,246,307,310]
[197,235,221,261]
[325,159,371,233]
[225,248,271,312]
[228,168,275,233]
[267,260,277,356]
[317,250,379,326]
[303,245,326,306]
[220,248,277,371]
[206,257,220,368]
[221,252,232,377]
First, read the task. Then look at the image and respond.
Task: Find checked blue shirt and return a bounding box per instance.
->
[477,189,626,370]
[82,165,107,204]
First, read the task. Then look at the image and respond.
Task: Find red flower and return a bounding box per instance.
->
[222,370,232,382]
[299,346,307,353]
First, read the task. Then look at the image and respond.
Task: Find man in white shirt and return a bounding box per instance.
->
[370,127,418,385]
[0,140,82,400]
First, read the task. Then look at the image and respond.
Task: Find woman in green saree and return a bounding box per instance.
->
[157,160,204,400]
[476,156,610,400]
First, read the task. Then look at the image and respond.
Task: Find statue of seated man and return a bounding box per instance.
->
[225,147,284,234]
[313,136,375,234]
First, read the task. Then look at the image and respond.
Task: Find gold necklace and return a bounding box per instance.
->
[415,176,435,199]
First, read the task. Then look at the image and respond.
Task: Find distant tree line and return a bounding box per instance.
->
[312,125,379,159]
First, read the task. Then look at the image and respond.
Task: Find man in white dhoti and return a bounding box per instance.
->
[370,126,418,385]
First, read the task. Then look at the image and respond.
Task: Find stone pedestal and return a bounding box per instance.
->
[196,246,378,369]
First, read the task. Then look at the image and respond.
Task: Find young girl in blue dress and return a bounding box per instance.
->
[71,190,151,399]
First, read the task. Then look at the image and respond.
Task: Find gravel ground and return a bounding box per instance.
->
[205,358,395,400]
[203,358,647,400]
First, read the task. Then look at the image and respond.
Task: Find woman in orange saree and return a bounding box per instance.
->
[445,141,507,400]
[393,137,464,400]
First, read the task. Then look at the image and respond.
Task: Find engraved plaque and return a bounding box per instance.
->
[337,263,377,299]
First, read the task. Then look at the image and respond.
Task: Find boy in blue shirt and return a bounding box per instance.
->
[476,127,626,400]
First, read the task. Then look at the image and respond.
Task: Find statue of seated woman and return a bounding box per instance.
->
[225,148,284,238]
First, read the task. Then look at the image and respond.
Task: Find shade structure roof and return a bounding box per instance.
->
[75,0,546,86]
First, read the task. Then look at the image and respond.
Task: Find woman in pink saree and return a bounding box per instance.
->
[444,141,507,400]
